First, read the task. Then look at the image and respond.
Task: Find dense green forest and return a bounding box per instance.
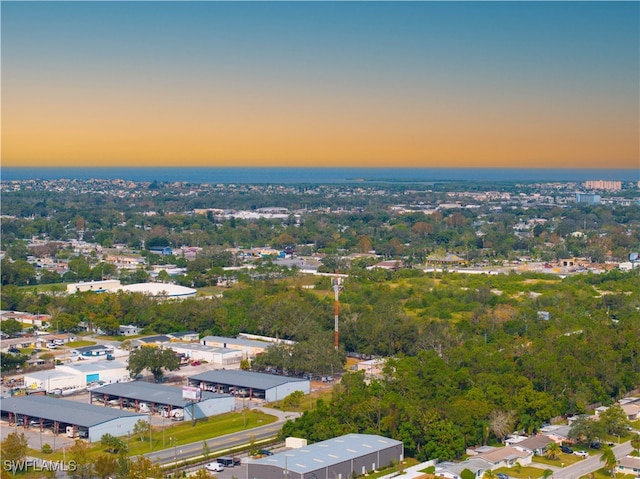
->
[3,269,639,460]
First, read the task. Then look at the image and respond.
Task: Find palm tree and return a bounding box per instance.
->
[482,470,497,479]
[631,434,640,456]
[600,446,617,477]
[545,442,562,460]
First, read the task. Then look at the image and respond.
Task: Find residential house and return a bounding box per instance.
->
[617,456,640,477]
[540,424,572,444]
[119,324,142,336]
[474,445,533,468]
[75,345,114,357]
[512,435,554,456]
[435,458,493,479]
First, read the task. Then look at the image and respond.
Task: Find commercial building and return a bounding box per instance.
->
[89,382,235,420]
[583,180,622,191]
[189,369,310,401]
[0,395,146,443]
[65,280,196,298]
[575,193,601,205]
[168,342,243,365]
[200,335,273,359]
[248,433,404,479]
[23,361,129,393]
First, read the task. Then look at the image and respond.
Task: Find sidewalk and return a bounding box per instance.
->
[377,461,437,479]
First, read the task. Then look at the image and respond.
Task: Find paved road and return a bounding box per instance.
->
[143,407,299,466]
[552,442,632,479]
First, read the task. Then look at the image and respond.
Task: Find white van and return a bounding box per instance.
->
[66,426,88,438]
[138,402,150,413]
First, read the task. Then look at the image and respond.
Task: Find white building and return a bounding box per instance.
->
[168,343,243,365]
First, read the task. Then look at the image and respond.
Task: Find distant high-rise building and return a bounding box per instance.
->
[583,180,622,191]
[575,193,601,205]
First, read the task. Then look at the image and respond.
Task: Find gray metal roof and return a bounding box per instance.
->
[75,345,112,353]
[189,369,307,390]
[436,458,493,476]
[60,361,126,373]
[169,343,237,354]
[0,395,145,428]
[200,335,273,349]
[252,434,403,474]
[90,382,226,407]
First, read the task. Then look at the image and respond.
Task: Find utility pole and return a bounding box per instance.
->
[332,271,342,351]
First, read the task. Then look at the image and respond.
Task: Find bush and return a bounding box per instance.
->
[41,443,52,454]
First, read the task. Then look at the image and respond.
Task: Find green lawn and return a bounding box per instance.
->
[533,452,583,466]
[34,409,278,463]
[494,466,551,479]
[65,340,97,348]
[126,409,277,455]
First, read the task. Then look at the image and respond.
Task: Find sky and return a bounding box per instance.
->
[1,1,638,169]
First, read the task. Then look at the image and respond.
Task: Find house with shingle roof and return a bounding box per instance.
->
[474,445,533,468]
[511,435,554,456]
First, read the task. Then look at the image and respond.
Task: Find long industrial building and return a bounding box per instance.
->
[0,395,145,443]
[248,433,404,479]
[89,382,235,420]
[188,369,310,402]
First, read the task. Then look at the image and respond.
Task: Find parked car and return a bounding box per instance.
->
[258,449,273,456]
[204,462,224,472]
[191,361,201,366]
[574,450,589,458]
[497,474,510,479]
[29,419,54,428]
[590,442,601,449]
[560,445,573,454]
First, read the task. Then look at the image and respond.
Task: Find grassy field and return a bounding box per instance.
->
[31,409,277,463]
[495,466,555,479]
[533,452,583,467]
[64,340,97,348]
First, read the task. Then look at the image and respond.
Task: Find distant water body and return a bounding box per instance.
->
[1,167,637,184]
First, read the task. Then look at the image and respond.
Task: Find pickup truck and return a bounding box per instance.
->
[106,354,115,360]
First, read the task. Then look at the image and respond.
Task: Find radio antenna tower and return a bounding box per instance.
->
[332,271,342,350]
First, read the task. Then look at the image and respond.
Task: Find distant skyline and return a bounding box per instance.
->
[2,1,638,169]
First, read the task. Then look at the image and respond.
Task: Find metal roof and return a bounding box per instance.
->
[75,345,112,353]
[252,434,403,474]
[200,335,273,349]
[0,395,145,427]
[90,382,226,407]
[169,343,238,354]
[189,369,307,390]
[59,361,127,373]
[23,370,71,381]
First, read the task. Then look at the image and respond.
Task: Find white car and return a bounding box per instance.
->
[574,450,589,458]
[205,462,224,472]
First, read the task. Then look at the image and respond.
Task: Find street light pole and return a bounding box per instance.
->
[172,437,177,477]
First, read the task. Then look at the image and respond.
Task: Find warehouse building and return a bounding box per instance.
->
[23,361,129,394]
[188,369,309,402]
[89,382,235,420]
[200,335,273,359]
[0,395,145,443]
[248,433,404,479]
[167,342,243,365]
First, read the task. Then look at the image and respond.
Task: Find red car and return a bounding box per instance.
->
[191,361,201,366]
